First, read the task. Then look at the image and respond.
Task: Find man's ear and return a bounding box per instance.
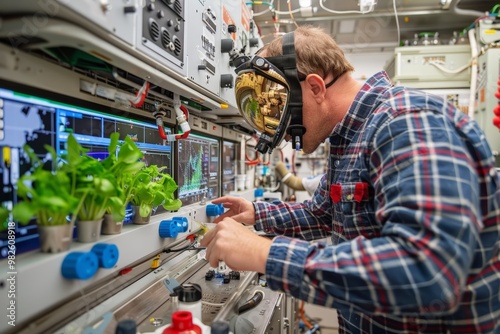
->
[304,74,326,103]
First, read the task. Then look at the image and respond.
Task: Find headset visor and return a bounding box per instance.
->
[234,57,291,149]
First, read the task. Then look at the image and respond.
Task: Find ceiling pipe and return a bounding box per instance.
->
[255,0,486,27]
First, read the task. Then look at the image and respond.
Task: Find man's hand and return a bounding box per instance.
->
[211,196,256,225]
[200,217,272,273]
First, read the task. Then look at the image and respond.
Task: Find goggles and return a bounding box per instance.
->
[234,32,305,154]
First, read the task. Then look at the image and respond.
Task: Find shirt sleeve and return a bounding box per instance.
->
[265,110,483,316]
[254,174,333,241]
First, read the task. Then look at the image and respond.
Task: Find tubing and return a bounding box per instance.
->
[275,161,305,191]
[468,28,478,120]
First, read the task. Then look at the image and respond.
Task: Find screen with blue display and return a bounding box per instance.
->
[0,85,173,259]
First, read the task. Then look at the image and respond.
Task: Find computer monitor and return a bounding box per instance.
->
[221,140,240,195]
[177,133,220,205]
[0,84,173,258]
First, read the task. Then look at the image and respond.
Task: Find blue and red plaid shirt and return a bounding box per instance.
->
[254,71,500,333]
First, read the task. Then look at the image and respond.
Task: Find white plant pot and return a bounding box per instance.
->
[38,224,73,253]
[101,214,123,235]
[76,219,103,243]
[132,205,151,225]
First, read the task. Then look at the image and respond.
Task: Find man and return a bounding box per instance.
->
[200,25,500,333]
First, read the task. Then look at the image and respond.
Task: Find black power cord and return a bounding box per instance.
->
[237,290,264,314]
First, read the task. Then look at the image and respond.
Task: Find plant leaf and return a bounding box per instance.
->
[163,199,182,211]
[12,202,37,224]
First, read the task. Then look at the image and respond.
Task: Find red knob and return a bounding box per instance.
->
[493,116,500,130]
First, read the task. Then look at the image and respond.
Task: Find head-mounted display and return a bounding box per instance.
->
[234,32,305,154]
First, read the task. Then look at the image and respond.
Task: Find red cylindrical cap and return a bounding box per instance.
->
[493,116,500,130]
[494,105,500,117]
[162,311,202,334]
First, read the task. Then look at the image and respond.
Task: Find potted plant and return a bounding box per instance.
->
[99,132,145,234]
[11,135,86,253]
[129,164,182,224]
[70,133,144,242]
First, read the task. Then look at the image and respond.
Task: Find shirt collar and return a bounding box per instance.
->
[330,71,393,144]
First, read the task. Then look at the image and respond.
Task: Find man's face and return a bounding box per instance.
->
[299,92,322,154]
[295,75,339,155]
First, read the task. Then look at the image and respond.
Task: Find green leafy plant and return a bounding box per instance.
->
[73,158,120,222]
[9,132,181,228]
[101,132,145,222]
[12,135,85,226]
[129,164,182,218]
[72,132,147,222]
[0,207,8,230]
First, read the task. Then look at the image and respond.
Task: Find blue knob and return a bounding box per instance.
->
[206,203,224,217]
[173,216,189,233]
[91,243,119,269]
[159,220,179,238]
[61,252,99,280]
[254,188,264,197]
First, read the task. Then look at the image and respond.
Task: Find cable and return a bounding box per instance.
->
[246,0,273,6]
[393,0,400,46]
[237,290,264,314]
[252,7,272,16]
[427,60,471,74]
[320,0,374,14]
[202,300,226,307]
[274,8,301,15]
[245,136,261,165]
[468,28,479,121]
[247,0,274,16]
[163,238,197,253]
[299,301,314,329]
[163,244,195,253]
[286,0,299,28]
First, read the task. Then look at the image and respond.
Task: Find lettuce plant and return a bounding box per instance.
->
[12,134,85,226]
[100,132,145,222]
[128,164,182,218]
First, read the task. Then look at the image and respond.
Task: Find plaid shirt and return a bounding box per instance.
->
[254,71,500,333]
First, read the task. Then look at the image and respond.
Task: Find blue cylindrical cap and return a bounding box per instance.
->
[91,243,119,268]
[159,220,179,238]
[254,188,264,197]
[172,216,189,232]
[206,203,224,217]
[61,252,99,280]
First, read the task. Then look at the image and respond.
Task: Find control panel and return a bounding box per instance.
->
[185,1,221,96]
[218,0,247,108]
[0,1,266,333]
[136,265,286,334]
[0,201,236,333]
[139,0,187,75]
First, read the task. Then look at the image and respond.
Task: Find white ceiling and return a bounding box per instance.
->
[250,0,497,51]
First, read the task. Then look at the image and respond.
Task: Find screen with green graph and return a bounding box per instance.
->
[177,133,220,205]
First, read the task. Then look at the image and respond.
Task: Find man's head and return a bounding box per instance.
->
[234,25,355,154]
[261,25,354,82]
